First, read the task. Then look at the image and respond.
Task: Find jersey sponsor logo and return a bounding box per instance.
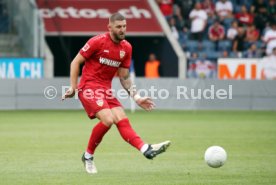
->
[82,43,90,52]
[99,57,121,67]
[96,99,104,107]
[104,50,109,53]
[120,50,125,59]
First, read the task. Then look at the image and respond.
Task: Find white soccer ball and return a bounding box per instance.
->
[204,146,227,168]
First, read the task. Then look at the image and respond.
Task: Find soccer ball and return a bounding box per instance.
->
[204,146,227,168]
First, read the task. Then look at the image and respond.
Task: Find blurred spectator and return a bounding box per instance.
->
[175,0,194,20]
[215,0,233,20]
[246,24,260,43]
[251,0,268,32]
[190,52,199,62]
[244,43,262,58]
[156,0,174,19]
[189,2,208,41]
[227,21,238,40]
[267,0,276,19]
[208,19,225,42]
[173,5,189,44]
[233,26,246,52]
[173,5,187,31]
[263,21,276,55]
[221,50,229,57]
[262,22,271,36]
[194,57,216,79]
[235,5,254,26]
[187,53,216,79]
[169,17,179,40]
[201,0,216,19]
[187,53,198,78]
[145,53,161,78]
[260,47,276,79]
[251,0,267,14]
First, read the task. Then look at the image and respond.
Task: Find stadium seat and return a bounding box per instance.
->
[229,52,240,58]
[218,40,232,51]
[186,40,199,52]
[202,40,216,51]
[206,51,221,59]
[196,51,220,59]
[222,18,234,30]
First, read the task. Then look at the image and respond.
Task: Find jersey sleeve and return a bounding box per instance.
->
[79,36,101,59]
[120,43,132,69]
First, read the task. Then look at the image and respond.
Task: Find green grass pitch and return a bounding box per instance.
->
[0,110,276,185]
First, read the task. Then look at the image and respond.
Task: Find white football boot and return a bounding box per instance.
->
[143,140,171,159]
[81,153,97,174]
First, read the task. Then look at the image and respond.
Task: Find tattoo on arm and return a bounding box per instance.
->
[119,71,136,97]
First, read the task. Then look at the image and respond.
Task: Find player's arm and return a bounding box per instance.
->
[118,67,155,111]
[62,53,85,100]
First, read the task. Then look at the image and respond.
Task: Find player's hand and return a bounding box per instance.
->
[62,87,76,100]
[136,97,156,111]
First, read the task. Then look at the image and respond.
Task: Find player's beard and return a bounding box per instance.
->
[113,32,125,42]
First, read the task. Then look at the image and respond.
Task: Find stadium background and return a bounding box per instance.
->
[0,0,276,185]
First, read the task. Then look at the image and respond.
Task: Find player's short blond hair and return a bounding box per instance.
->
[109,13,125,23]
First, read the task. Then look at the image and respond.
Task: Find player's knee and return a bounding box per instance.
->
[101,116,115,126]
[113,114,127,124]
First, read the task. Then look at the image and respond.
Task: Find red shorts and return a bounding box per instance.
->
[78,87,122,119]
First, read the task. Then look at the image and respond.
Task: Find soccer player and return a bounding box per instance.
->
[62,13,171,174]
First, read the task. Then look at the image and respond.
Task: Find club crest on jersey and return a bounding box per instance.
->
[120,50,125,59]
[96,99,104,107]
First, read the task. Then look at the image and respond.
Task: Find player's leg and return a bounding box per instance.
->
[111,106,171,160]
[86,109,114,155]
[111,106,145,151]
[79,90,115,174]
[81,109,115,174]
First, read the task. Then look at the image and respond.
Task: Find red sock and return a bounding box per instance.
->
[86,122,110,154]
[116,118,144,150]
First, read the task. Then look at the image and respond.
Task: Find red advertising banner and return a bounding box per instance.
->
[36,0,163,36]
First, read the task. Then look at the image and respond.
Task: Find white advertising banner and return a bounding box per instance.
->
[218,58,264,80]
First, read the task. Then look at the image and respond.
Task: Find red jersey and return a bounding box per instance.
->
[208,25,225,38]
[159,0,174,16]
[235,13,253,25]
[78,33,132,89]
